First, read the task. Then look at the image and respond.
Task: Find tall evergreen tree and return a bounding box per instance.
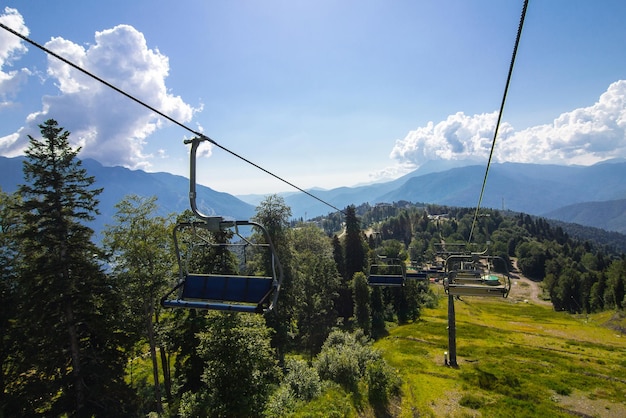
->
[340,205,365,320]
[15,119,135,416]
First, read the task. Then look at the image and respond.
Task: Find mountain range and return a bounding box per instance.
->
[0,156,255,239]
[1,156,626,235]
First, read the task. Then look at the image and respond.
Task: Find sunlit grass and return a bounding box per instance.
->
[374,292,626,417]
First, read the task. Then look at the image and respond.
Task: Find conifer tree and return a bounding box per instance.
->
[340,205,365,320]
[15,119,135,416]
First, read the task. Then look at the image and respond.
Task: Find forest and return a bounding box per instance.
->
[1,120,625,417]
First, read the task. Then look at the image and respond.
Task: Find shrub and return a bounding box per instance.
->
[264,385,297,418]
[284,358,322,401]
[315,346,361,392]
[366,358,402,407]
[313,328,400,410]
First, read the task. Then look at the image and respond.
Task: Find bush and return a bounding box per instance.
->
[366,358,402,407]
[283,358,322,401]
[313,329,400,408]
[264,385,297,418]
[315,346,361,392]
[265,358,322,417]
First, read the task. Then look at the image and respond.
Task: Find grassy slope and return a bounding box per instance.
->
[375,283,626,417]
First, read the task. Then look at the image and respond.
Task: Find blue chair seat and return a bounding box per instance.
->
[368,274,404,287]
[181,274,274,303]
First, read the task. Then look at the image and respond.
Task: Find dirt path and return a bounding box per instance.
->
[507,258,552,306]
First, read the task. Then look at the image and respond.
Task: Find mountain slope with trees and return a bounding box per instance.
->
[544,198,626,234]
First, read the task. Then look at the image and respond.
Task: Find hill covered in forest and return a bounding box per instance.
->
[544,198,626,234]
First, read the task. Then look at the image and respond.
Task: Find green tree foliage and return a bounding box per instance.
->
[103,194,175,413]
[516,241,547,279]
[264,358,322,417]
[0,190,22,414]
[179,312,281,417]
[366,357,402,409]
[314,329,400,400]
[252,194,294,361]
[353,271,372,335]
[290,224,340,357]
[605,258,626,310]
[370,286,387,339]
[332,234,345,279]
[340,205,366,320]
[13,119,135,416]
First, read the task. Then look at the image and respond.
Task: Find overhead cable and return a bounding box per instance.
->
[0,22,346,216]
[468,0,529,244]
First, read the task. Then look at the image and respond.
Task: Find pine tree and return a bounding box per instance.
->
[340,205,365,320]
[15,119,136,416]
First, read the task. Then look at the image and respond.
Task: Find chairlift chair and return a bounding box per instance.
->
[161,137,283,313]
[443,254,511,298]
[368,258,406,287]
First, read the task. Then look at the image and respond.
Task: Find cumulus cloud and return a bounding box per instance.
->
[497,80,626,165]
[0,21,197,169]
[389,80,626,171]
[0,7,31,106]
[390,111,513,170]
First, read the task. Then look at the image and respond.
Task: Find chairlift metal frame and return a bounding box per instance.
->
[161,137,283,313]
[443,254,511,298]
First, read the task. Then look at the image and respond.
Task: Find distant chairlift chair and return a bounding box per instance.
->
[405,270,429,281]
[161,137,283,313]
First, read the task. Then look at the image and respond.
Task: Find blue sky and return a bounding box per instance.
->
[1,1,626,195]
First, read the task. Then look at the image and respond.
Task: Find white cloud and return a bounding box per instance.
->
[497,80,626,165]
[389,80,626,171]
[0,22,197,169]
[0,8,31,105]
[389,111,513,169]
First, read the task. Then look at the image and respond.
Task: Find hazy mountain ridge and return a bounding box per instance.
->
[2,156,626,235]
[544,198,626,234]
[276,162,626,226]
[0,156,255,238]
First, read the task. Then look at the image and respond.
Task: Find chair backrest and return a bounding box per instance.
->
[368,274,404,287]
[181,274,274,304]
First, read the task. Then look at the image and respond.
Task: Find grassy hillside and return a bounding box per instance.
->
[374,280,626,417]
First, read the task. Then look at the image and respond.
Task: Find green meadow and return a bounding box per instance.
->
[375,285,626,417]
